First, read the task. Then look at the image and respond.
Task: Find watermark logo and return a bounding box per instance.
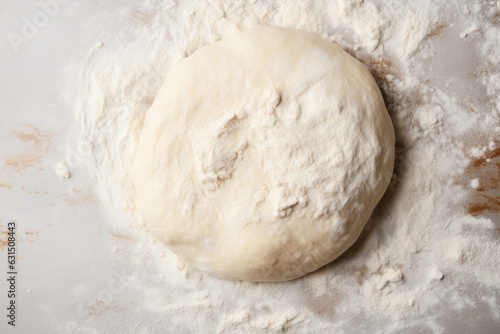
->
[7,0,71,53]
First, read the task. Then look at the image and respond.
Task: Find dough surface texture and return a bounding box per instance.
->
[131,27,394,281]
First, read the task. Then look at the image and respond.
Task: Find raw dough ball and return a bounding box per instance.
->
[131,27,394,281]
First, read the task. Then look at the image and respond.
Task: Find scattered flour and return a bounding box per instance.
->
[428,268,444,281]
[470,178,480,189]
[55,161,71,179]
[70,0,500,332]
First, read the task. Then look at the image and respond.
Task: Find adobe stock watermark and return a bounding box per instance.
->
[7,0,71,54]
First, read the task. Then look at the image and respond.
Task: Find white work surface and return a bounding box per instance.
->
[0,1,499,333]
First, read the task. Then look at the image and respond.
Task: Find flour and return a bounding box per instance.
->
[470,178,480,189]
[72,0,499,332]
[55,161,71,179]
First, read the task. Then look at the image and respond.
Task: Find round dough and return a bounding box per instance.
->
[131,27,394,282]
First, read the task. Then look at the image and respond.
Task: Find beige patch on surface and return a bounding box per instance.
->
[5,124,52,172]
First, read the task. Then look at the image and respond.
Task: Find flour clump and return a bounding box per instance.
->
[130,27,394,281]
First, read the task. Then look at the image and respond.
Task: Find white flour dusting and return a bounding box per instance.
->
[55,161,71,179]
[71,0,499,332]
